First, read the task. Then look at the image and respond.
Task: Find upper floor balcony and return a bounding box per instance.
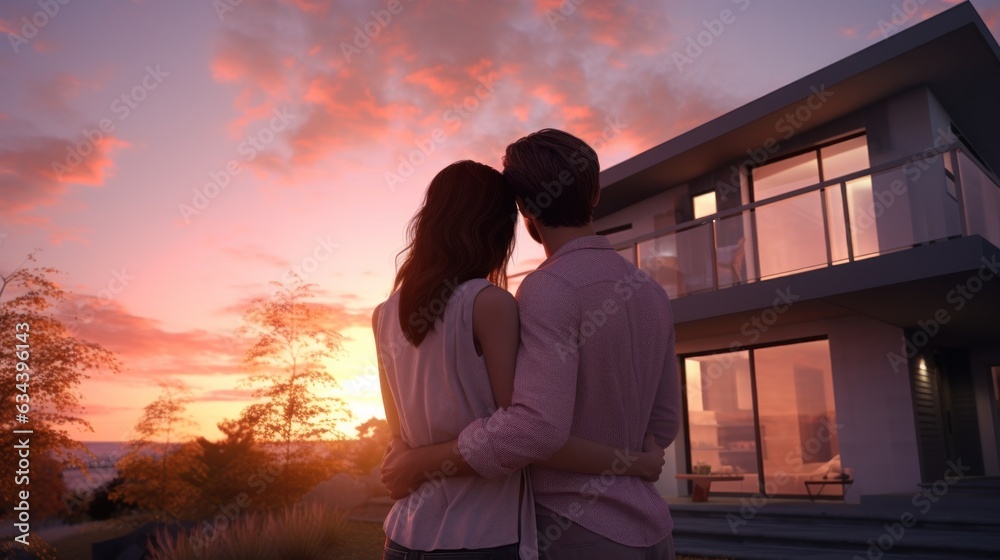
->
[612,144,1000,301]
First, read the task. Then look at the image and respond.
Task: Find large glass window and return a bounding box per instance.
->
[754,340,840,497]
[685,351,758,495]
[753,152,821,201]
[683,339,840,498]
[751,134,871,278]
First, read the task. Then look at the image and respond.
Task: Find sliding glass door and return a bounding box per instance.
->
[683,339,839,497]
[684,351,759,495]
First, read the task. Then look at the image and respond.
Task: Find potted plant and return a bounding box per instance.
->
[693,462,712,475]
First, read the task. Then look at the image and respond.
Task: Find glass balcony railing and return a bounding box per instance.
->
[614,146,1000,300]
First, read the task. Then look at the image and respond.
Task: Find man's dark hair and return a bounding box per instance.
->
[501,128,600,227]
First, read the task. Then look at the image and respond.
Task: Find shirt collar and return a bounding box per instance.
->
[539,235,613,267]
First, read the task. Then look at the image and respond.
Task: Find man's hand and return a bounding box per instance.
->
[380,437,421,500]
[636,434,666,482]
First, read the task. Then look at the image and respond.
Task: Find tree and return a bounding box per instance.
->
[183,418,284,515]
[234,276,352,503]
[352,417,390,475]
[111,387,200,519]
[0,254,121,518]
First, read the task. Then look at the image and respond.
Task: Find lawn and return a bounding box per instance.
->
[46,517,724,559]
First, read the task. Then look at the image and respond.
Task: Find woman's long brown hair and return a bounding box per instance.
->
[393,160,516,346]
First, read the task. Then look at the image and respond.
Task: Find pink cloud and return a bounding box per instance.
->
[0,133,128,222]
[25,73,96,119]
[222,245,291,268]
[205,0,725,176]
[192,388,256,402]
[32,39,60,52]
[58,295,245,381]
[217,295,371,334]
[840,25,861,39]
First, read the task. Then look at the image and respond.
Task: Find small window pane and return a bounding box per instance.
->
[693,192,717,219]
[821,135,870,181]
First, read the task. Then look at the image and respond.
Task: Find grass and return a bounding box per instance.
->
[47,512,726,559]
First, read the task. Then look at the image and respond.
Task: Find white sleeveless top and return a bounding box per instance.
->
[377,278,536,558]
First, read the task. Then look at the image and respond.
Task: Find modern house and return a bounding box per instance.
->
[594,2,1000,503]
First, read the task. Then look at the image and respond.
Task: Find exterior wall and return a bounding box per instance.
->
[865,87,961,251]
[596,187,689,247]
[826,316,923,500]
[970,345,1000,475]
[671,314,920,503]
[926,89,963,237]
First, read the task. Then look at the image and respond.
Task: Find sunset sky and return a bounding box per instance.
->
[2,0,999,442]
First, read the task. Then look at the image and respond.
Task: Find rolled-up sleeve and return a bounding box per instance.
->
[647,307,682,448]
[457,271,580,478]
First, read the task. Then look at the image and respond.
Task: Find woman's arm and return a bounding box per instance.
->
[372,304,401,438]
[473,286,518,409]
[474,288,664,481]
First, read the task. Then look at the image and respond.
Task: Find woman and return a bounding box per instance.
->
[373,161,662,559]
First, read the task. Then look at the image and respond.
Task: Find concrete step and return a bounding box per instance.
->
[671,499,1000,525]
[669,495,1000,560]
[673,516,1000,555]
[675,534,993,560]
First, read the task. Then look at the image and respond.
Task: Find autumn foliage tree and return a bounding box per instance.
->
[0,255,120,518]
[353,417,390,475]
[112,387,200,519]
[234,277,352,503]
[183,418,284,515]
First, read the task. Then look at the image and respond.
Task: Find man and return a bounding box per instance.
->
[382,128,681,559]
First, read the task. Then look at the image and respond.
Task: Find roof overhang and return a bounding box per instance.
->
[596,2,1000,219]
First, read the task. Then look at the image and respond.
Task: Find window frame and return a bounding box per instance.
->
[679,335,835,499]
[748,131,868,204]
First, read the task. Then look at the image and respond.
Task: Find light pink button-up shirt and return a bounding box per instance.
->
[457,235,682,547]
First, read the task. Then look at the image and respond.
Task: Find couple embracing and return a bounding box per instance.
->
[373,129,681,560]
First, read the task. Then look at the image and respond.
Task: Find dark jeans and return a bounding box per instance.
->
[383,538,520,560]
[536,513,675,560]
